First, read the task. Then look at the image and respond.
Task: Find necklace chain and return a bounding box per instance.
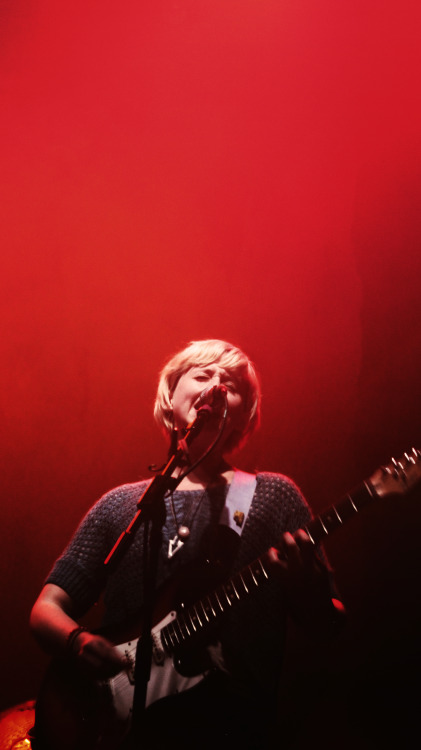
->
[167,488,207,559]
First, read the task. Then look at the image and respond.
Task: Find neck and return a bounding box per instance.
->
[175,457,234,490]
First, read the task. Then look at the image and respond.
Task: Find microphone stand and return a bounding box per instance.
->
[101,404,216,745]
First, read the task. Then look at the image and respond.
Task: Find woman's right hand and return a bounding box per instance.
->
[70,630,131,679]
[30,583,130,680]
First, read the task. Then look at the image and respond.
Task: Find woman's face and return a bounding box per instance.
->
[170,362,246,447]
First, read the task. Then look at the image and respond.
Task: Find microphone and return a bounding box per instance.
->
[194,384,228,412]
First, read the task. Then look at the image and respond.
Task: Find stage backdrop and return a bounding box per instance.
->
[1,2,420,745]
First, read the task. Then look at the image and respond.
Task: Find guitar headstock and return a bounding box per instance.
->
[369,447,421,499]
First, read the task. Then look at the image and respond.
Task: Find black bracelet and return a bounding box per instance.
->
[66,626,87,653]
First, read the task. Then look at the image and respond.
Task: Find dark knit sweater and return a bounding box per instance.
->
[46,472,319,693]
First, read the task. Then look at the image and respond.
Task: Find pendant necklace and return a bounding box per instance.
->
[167,488,206,559]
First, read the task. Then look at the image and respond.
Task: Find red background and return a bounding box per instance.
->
[1,1,420,744]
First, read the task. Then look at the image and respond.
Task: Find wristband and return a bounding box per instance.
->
[66,626,87,653]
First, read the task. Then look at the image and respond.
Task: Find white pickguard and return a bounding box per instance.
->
[107,611,208,726]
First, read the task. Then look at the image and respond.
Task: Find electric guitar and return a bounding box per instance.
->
[35,448,421,750]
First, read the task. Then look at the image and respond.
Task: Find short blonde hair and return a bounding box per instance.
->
[154,339,261,451]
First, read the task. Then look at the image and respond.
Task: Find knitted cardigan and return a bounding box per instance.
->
[46,472,321,694]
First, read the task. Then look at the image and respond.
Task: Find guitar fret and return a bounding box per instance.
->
[192,604,203,628]
[170,628,180,651]
[162,624,177,652]
[198,599,210,623]
[222,585,233,606]
[163,627,175,652]
[247,559,267,587]
[348,494,358,512]
[204,592,219,615]
[307,517,328,541]
[240,568,252,589]
[186,612,197,633]
[171,620,183,645]
[319,517,328,534]
[305,527,315,544]
[177,612,192,639]
[203,594,217,619]
[214,590,225,613]
[225,581,240,601]
[333,506,343,523]
[257,558,269,579]
[231,577,241,599]
[363,479,376,499]
[319,506,343,534]
[339,494,360,522]
[249,563,258,586]
[238,571,249,593]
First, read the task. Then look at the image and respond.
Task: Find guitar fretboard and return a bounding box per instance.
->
[160,479,376,655]
[303,480,375,545]
[160,555,271,654]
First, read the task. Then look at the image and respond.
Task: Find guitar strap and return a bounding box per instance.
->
[218,470,257,536]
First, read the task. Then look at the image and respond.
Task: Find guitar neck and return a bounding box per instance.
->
[159,479,376,656]
[303,479,376,545]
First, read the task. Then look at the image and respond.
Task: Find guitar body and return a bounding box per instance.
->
[35,626,210,750]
